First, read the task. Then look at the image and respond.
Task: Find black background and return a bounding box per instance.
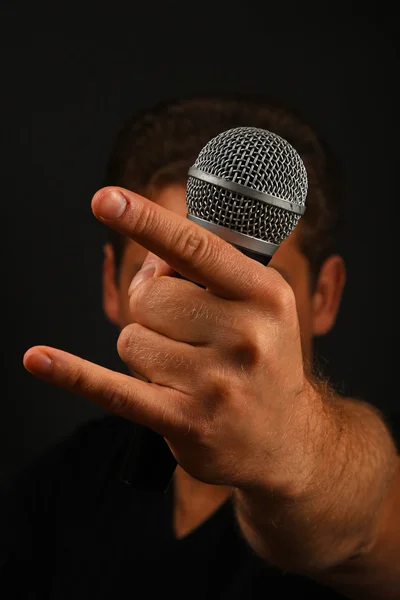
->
[1,2,398,483]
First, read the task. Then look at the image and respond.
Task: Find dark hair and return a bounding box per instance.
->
[102,94,343,286]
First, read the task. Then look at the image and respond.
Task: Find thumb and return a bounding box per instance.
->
[128,251,175,296]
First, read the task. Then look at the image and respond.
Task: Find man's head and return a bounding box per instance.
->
[101,95,346,364]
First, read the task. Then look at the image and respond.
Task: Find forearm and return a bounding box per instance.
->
[233,385,399,597]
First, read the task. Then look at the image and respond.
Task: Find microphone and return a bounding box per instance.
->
[186,126,307,264]
[120,126,308,493]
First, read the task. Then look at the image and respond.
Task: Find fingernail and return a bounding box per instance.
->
[95,190,127,220]
[24,350,53,375]
[128,264,156,295]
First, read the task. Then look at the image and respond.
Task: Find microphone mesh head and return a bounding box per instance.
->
[186,127,308,245]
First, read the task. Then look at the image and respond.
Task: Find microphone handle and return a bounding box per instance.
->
[120,245,272,493]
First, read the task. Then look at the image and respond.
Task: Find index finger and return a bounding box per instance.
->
[91,186,266,300]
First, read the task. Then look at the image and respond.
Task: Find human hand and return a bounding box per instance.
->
[24,186,324,494]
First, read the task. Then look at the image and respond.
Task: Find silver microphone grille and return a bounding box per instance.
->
[186,127,308,257]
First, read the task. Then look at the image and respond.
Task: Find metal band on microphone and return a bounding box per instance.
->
[187,214,279,257]
[188,167,306,216]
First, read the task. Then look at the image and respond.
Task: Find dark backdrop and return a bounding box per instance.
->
[1,2,398,483]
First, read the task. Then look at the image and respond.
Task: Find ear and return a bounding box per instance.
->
[311,255,346,336]
[102,243,120,327]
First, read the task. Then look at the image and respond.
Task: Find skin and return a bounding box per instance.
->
[24,185,400,599]
[103,184,346,359]
[102,184,347,534]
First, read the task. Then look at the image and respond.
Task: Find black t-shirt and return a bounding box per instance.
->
[1,413,399,599]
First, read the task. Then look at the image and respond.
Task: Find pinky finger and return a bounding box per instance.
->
[23,345,180,437]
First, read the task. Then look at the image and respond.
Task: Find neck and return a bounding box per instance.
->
[172,466,231,539]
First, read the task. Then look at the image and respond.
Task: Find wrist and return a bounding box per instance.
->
[234,385,398,571]
[239,377,340,503]
[290,377,345,501]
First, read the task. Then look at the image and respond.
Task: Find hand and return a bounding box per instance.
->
[24,187,323,494]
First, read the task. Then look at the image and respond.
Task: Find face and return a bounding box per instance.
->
[103,185,346,366]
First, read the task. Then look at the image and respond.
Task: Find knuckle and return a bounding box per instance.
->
[185,411,218,447]
[175,226,210,265]
[231,326,265,369]
[104,384,132,414]
[197,369,239,439]
[66,366,88,394]
[206,367,235,406]
[129,276,154,314]
[133,203,158,235]
[268,277,297,318]
[117,323,142,361]
[171,368,232,444]
[129,275,168,318]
